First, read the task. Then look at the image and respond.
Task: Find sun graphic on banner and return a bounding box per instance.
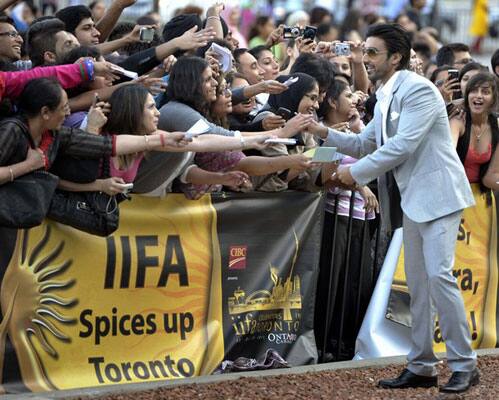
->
[0,226,77,392]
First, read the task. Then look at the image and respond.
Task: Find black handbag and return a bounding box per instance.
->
[47,157,121,237]
[0,118,60,229]
[0,170,59,229]
[47,189,119,237]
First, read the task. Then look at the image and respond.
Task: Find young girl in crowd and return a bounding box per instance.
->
[253,72,326,191]
[315,78,378,360]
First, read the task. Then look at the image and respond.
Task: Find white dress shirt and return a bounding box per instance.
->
[376,71,400,144]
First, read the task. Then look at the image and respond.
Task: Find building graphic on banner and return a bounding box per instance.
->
[228,267,302,321]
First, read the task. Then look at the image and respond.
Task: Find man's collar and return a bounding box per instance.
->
[376,71,401,100]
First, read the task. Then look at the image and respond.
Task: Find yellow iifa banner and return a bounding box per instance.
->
[0,195,224,392]
[391,184,498,351]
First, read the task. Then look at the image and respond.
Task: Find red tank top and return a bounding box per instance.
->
[464,144,492,183]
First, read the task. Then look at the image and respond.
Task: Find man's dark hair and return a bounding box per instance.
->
[435,43,469,67]
[0,16,14,25]
[491,48,499,77]
[290,53,334,92]
[365,23,411,70]
[233,47,249,64]
[62,45,101,65]
[55,5,92,34]
[412,42,431,60]
[167,56,211,116]
[27,18,66,67]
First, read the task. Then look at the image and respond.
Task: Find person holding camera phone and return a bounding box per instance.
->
[308,24,478,394]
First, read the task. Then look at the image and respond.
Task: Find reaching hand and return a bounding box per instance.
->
[92,60,120,81]
[334,165,356,186]
[359,186,379,213]
[26,148,46,171]
[440,76,460,104]
[87,95,109,133]
[220,171,250,187]
[297,37,316,54]
[136,75,166,95]
[162,55,177,73]
[206,2,224,17]
[256,80,288,94]
[288,154,313,172]
[158,131,192,148]
[98,177,126,196]
[265,25,284,48]
[174,26,216,52]
[262,114,286,130]
[280,113,315,137]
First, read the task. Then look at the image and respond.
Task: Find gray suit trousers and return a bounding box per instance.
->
[403,211,477,376]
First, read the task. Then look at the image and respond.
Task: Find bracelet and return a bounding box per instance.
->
[160,133,165,147]
[240,135,246,149]
[9,167,14,182]
[207,15,220,21]
[144,135,150,150]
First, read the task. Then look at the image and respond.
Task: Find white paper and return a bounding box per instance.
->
[264,138,297,145]
[186,119,211,138]
[210,43,233,73]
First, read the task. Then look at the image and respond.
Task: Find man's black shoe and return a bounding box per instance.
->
[439,368,479,393]
[378,368,438,389]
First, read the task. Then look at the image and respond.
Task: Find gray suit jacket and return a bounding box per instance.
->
[325,70,474,230]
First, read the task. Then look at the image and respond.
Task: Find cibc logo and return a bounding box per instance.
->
[229,245,247,270]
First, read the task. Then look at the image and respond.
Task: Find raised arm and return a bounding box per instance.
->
[95,0,136,42]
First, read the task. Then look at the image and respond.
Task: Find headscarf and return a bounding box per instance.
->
[267,73,317,114]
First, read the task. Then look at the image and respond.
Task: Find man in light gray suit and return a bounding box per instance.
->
[309,24,478,394]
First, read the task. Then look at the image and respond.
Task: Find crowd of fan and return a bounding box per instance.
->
[0,0,498,362]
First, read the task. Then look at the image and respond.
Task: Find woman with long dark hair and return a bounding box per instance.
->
[138,56,313,196]
[450,72,499,191]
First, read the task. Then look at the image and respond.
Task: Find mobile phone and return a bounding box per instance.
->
[276,107,293,121]
[121,183,134,194]
[334,43,351,56]
[139,27,155,43]
[448,69,459,81]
